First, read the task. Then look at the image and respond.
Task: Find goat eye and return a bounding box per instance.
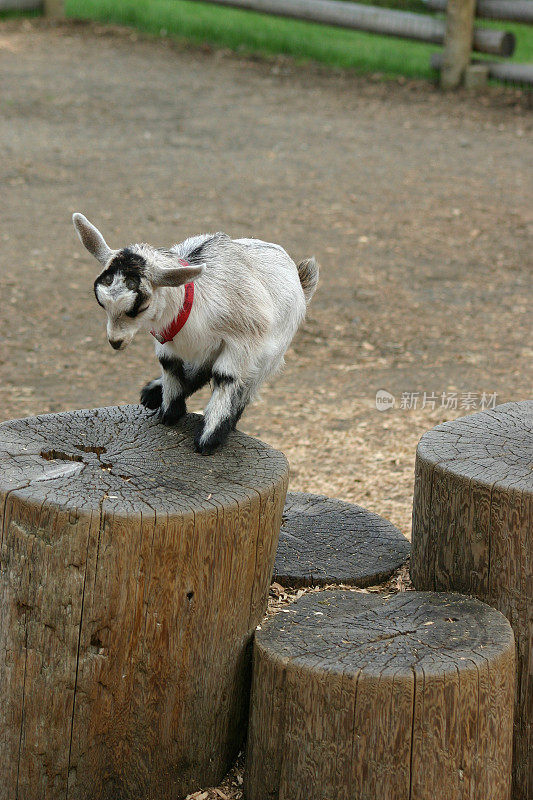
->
[100,274,113,287]
[125,278,137,291]
[125,305,148,319]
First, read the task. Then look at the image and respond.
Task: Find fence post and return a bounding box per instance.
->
[43,0,65,18]
[440,0,476,88]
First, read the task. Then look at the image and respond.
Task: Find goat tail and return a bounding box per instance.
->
[297,257,319,304]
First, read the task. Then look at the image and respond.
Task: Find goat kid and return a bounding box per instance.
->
[73,213,319,454]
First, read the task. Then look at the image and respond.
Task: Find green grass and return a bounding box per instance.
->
[49,0,533,80]
[0,8,40,18]
[61,0,443,79]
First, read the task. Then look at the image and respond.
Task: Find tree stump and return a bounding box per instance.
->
[0,405,288,800]
[246,590,515,800]
[273,492,410,587]
[411,400,533,800]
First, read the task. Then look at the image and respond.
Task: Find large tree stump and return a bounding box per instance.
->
[411,400,533,800]
[273,492,410,587]
[0,406,288,800]
[246,590,515,800]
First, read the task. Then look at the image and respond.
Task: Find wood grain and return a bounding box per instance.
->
[273,492,410,587]
[245,590,515,800]
[411,400,533,800]
[0,405,289,800]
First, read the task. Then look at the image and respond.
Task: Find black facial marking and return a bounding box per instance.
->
[107,248,147,278]
[125,289,149,318]
[94,282,105,308]
[94,248,147,304]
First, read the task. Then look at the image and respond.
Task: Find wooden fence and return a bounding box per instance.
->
[0,0,63,14]
[195,0,533,87]
[425,0,533,86]
[1,0,531,87]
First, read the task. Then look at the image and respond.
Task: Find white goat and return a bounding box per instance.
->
[72,213,319,454]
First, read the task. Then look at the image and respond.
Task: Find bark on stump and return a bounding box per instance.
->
[245,590,515,800]
[0,405,289,800]
[273,492,410,587]
[411,400,533,800]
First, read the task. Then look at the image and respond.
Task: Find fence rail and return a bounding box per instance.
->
[196,0,515,55]
[0,0,42,8]
[431,51,533,83]
[425,0,533,24]
[1,0,530,87]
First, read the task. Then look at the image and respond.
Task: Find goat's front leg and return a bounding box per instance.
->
[195,351,247,455]
[157,355,187,425]
[141,355,211,426]
[140,377,163,410]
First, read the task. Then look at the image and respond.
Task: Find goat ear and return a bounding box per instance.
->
[72,213,113,266]
[151,263,205,288]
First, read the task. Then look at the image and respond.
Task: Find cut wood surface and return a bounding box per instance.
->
[246,589,515,800]
[411,400,533,800]
[0,405,289,800]
[273,491,410,587]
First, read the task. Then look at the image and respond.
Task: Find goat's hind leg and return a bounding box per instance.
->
[195,358,249,455]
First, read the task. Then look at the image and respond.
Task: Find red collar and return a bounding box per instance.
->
[150,281,195,344]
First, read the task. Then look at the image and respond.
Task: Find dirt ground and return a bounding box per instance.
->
[2,19,531,536]
[1,20,531,536]
[0,17,531,799]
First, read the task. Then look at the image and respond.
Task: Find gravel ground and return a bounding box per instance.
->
[0,19,531,796]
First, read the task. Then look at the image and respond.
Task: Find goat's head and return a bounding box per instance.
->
[72,213,204,351]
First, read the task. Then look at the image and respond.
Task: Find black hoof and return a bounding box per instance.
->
[159,397,186,426]
[194,436,219,455]
[140,380,162,410]
[194,425,231,455]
